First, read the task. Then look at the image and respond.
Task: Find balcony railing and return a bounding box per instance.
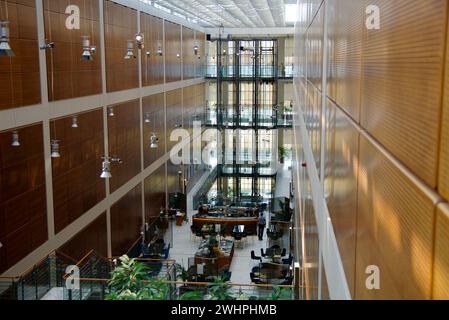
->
[204,106,292,128]
[206,65,294,79]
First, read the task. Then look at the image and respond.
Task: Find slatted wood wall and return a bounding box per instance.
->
[296,0,449,299]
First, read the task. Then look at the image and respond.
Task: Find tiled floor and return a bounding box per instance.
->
[169,207,271,285]
[168,167,293,285]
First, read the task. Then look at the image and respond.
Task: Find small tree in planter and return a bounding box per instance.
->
[279,147,290,164]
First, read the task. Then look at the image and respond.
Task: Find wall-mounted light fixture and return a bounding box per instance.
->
[135,32,144,50]
[40,41,55,50]
[100,156,123,179]
[144,112,151,124]
[193,43,199,56]
[157,40,163,56]
[51,140,61,158]
[0,21,14,57]
[100,157,112,179]
[81,36,94,61]
[146,114,159,149]
[11,130,20,147]
[150,132,159,149]
[71,115,79,128]
[124,40,136,59]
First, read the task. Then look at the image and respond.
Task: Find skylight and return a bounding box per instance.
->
[154,3,171,14]
[285,4,298,24]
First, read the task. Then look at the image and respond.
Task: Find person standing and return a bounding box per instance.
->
[258,212,267,241]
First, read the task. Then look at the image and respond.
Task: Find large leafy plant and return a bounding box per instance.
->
[206,275,234,300]
[105,255,170,300]
[266,286,292,300]
[107,255,149,294]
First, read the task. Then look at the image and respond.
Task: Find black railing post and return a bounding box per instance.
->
[34,268,38,300]
[20,278,24,300]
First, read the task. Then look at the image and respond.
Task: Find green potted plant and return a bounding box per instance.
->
[205,275,235,300]
[105,255,171,300]
[266,286,292,300]
[279,147,290,164]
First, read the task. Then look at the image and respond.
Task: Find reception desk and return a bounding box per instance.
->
[192,216,258,235]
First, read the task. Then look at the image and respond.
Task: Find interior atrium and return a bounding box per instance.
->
[0,0,449,302]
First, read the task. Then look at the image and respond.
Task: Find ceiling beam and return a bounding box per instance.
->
[251,0,276,27]
[204,27,294,37]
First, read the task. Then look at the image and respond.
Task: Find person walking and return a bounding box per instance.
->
[258,212,267,241]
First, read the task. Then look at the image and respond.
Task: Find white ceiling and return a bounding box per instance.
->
[150,0,295,28]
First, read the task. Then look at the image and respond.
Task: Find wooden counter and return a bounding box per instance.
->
[192,216,258,235]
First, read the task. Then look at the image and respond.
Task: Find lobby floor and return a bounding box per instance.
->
[169,210,270,284]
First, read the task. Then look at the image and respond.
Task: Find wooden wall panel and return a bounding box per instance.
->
[306,5,323,90]
[58,212,107,261]
[438,13,449,202]
[182,27,195,80]
[0,0,41,110]
[325,100,359,296]
[195,83,205,119]
[355,135,436,299]
[143,93,165,168]
[104,0,138,92]
[51,109,105,233]
[360,0,447,188]
[183,85,196,135]
[195,31,205,78]
[433,204,449,299]
[140,12,164,86]
[44,0,102,101]
[108,99,141,193]
[165,21,181,83]
[167,160,181,195]
[166,89,183,151]
[110,184,142,256]
[326,0,336,102]
[0,123,47,274]
[333,0,364,121]
[144,163,166,224]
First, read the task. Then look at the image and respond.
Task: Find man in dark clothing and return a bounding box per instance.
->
[258,212,267,241]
